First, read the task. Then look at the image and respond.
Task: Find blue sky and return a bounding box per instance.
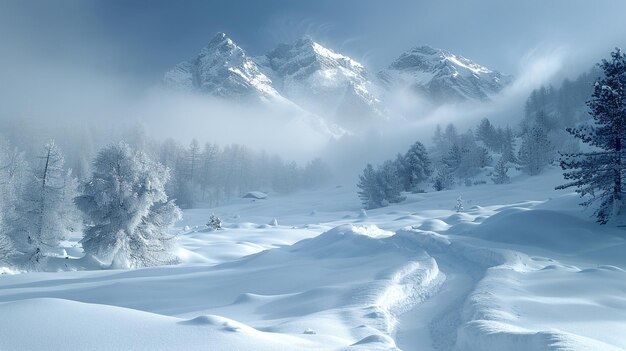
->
[1,0,625,83]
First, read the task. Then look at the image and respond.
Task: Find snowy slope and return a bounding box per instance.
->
[2,168,625,351]
[378,46,513,103]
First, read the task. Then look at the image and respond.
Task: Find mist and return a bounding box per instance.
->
[1,0,625,181]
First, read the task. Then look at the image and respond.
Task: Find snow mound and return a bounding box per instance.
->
[288,224,395,258]
[180,315,251,332]
[0,298,321,351]
[243,191,268,199]
[351,334,396,346]
[457,320,625,351]
[417,219,450,232]
[466,208,619,252]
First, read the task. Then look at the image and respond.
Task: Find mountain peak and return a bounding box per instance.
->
[259,37,380,129]
[163,32,279,99]
[209,32,228,44]
[380,45,512,102]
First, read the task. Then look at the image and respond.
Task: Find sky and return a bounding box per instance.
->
[1,0,625,84]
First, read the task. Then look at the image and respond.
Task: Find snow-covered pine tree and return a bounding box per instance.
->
[0,139,28,264]
[76,143,182,268]
[455,196,464,212]
[432,124,444,151]
[0,140,13,263]
[501,126,517,164]
[476,118,498,151]
[0,139,13,263]
[443,144,462,174]
[207,214,222,230]
[518,125,552,175]
[357,164,383,209]
[491,157,510,184]
[378,160,406,205]
[394,153,409,191]
[433,164,453,191]
[8,141,78,265]
[199,142,219,201]
[0,231,12,265]
[402,141,432,192]
[556,48,626,224]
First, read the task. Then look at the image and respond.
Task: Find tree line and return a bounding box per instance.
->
[0,133,332,270]
[358,48,626,226]
[124,132,332,209]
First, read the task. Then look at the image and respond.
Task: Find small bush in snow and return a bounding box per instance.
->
[207,214,223,230]
[455,196,464,212]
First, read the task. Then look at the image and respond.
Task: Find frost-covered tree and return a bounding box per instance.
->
[0,140,28,264]
[491,157,510,184]
[10,141,78,265]
[0,232,12,265]
[501,126,517,164]
[556,48,626,224]
[433,124,444,151]
[433,164,453,191]
[198,142,219,201]
[443,144,463,173]
[518,125,552,175]
[455,196,464,212]
[357,164,383,209]
[402,141,432,192]
[476,118,498,151]
[378,160,406,205]
[207,214,222,230]
[76,143,182,268]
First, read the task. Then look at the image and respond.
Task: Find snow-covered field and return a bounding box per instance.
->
[1,168,625,351]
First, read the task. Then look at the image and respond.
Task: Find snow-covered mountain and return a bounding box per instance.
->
[378,45,513,103]
[163,32,280,101]
[258,38,383,129]
[163,34,513,131]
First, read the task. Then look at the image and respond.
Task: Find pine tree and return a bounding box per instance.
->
[207,214,222,230]
[0,139,28,264]
[378,160,406,205]
[501,126,517,164]
[443,144,462,173]
[518,125,552,175]
[0,139,13,263]
[0,232,12,265]
[188,139,200,183]
[357,164,383,209]
[476,118,497,151]
[433,164,453,191]
[10,141,77,265]
[491,157,510,184]
[556,48,626,224]
[402,141,432,192]
[455,196,464,212]
[76,143,182,268]
[199,142,219,201]
[433,124,444,151]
